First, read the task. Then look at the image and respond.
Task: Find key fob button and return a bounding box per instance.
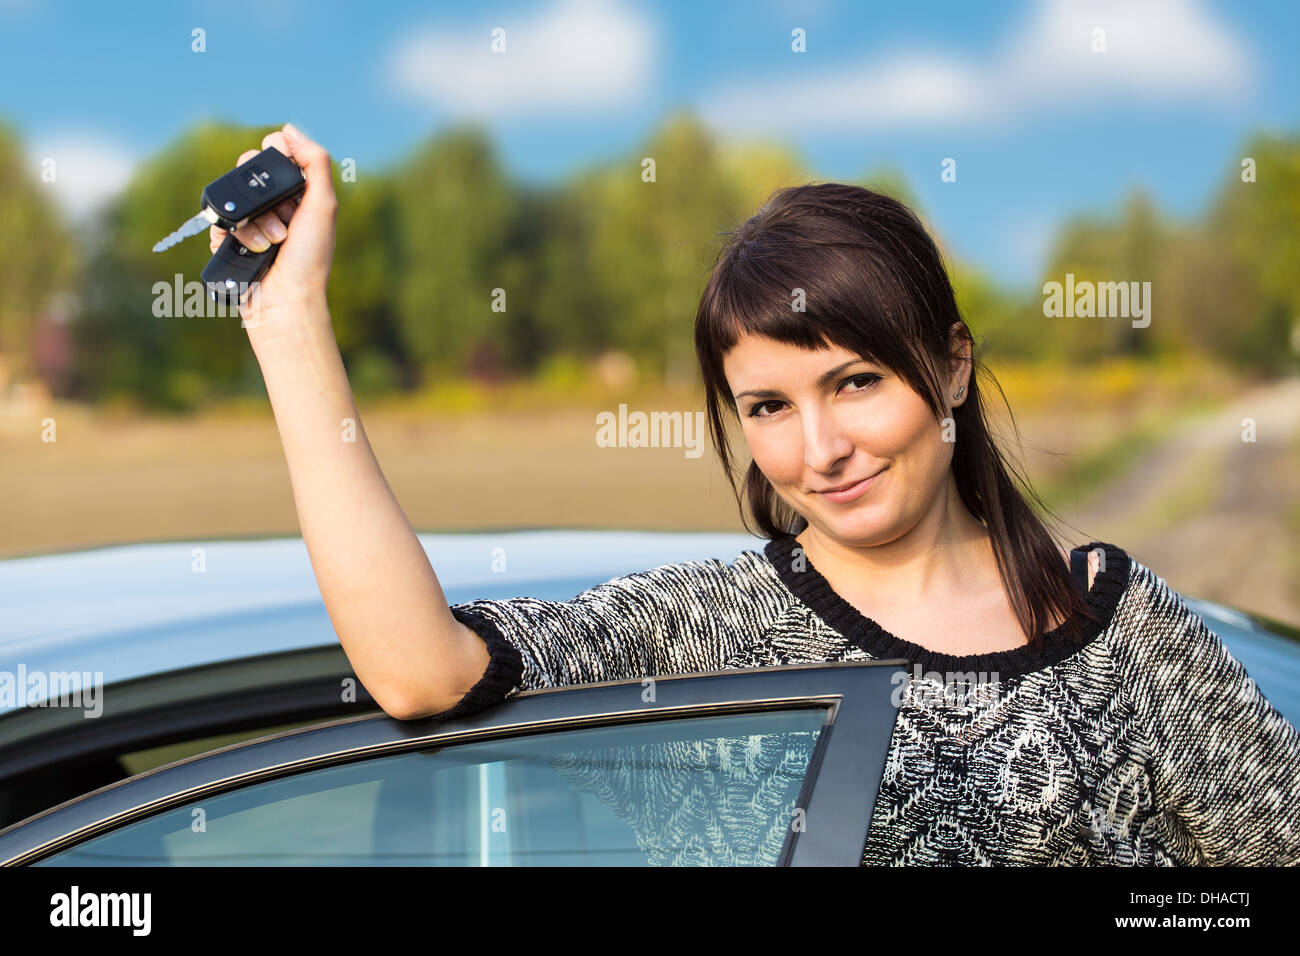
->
[244,165,274,191]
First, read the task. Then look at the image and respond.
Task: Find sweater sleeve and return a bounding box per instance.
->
[1122,565,1300,865]
[435,552,781,721]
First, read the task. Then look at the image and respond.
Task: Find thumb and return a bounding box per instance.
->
[281,122,336,220]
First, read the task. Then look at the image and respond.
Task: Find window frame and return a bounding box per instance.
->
[0,659,908,867]
[0,644,381,829]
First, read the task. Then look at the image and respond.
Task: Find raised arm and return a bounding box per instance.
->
[225,124,488,720]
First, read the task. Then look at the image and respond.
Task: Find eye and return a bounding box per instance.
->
[746,400,783,419]
[841,372,881,393]
[745,373,881,419]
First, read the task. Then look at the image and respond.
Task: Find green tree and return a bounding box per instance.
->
[0,121,78,387]
[330,168,406,389]
[390,125,515,382]
[72,120,279,409]
[1207,132,1300,370]
[583,111,746,383]
[1039,188,1170,360]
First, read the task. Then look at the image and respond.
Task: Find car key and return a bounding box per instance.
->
[152,146,306,253]
[201,233,279,306]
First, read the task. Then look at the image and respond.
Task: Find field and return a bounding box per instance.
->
[2,353,1297,627]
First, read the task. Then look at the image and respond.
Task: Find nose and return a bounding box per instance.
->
[802,404,855,474]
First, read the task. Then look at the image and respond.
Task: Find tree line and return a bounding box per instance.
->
[0,112,1294,411]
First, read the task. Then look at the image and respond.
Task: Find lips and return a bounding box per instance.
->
[816,468,886,494]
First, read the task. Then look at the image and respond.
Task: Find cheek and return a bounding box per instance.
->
[845,393,928,453]
[895,404,952,475]
[847,393,949,478]
[741,419,803,483]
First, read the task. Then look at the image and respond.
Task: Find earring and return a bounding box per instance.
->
[953,385,965,401]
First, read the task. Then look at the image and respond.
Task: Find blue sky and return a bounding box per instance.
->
[1,0,1295,290]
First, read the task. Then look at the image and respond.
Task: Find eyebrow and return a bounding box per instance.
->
[732,359,871,402]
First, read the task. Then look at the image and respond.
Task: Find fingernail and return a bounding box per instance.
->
[265,220,287,241]
[249,232,270,252]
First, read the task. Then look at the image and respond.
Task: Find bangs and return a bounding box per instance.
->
[697,237,943,412]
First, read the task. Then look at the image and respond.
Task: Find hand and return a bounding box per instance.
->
[209,123,337,334]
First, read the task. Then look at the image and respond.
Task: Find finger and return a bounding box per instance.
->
[261,130,289,158]
[273,199,297,222]
[279,123,337,223]
[236,148,258,167]
[252,210,288,243]
[209,225,228,253]
[231,222,272,253]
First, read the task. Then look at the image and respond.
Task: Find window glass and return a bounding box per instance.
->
[36,707,828,866]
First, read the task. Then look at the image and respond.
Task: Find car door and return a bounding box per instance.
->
[0,644,381,829]
[0,660,907,867]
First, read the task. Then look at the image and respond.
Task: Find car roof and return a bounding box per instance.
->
[0,529,766,716]
[2,529,1296,725]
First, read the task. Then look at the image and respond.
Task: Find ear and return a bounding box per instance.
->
[947,322,972,401]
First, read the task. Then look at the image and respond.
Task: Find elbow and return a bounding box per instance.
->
[375,684,462,722]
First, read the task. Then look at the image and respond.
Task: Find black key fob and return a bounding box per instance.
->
[202,146,306,230]
[202,233,279,306]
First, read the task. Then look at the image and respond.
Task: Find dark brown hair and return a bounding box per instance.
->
[693,182,1094,648]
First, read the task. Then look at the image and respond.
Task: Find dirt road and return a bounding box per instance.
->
[1053,376,1300,626]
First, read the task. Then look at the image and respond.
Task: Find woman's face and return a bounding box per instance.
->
[723,332,965,546]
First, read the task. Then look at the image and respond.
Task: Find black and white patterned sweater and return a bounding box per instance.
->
[443,534,1300,865]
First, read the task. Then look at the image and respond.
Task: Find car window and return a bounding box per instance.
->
[0,711,385,832]
[35,706,829,866]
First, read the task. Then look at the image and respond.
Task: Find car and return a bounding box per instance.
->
[1,659,909,866]
[1,530,1297,865]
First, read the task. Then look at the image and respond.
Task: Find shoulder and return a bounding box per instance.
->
[583,546,787,610]
[604,547,776,588]
[1057,542,1101,589]
[1100,555,1232,692]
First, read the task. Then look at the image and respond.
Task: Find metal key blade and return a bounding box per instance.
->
[153,207,219,253]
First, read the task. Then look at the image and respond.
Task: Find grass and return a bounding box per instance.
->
[1029,393,1228,516]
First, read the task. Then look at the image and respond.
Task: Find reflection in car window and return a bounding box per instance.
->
[36,707,828,866]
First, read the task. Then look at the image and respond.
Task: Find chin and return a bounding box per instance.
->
[812,507,891,542]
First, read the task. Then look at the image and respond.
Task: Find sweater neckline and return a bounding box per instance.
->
[762,533,1130,680]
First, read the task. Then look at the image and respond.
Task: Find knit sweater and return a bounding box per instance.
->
[443,534,1300,866]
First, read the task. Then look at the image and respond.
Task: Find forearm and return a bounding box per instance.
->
[249,300,487,718]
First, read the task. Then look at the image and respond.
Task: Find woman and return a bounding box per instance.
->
[226,123,1300,865]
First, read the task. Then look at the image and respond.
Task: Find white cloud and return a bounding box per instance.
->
[995,0,1253,102]
[25,132,137,224]
[386,0,658,118]
[702,47,988,131]
[699,0,1256,134]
